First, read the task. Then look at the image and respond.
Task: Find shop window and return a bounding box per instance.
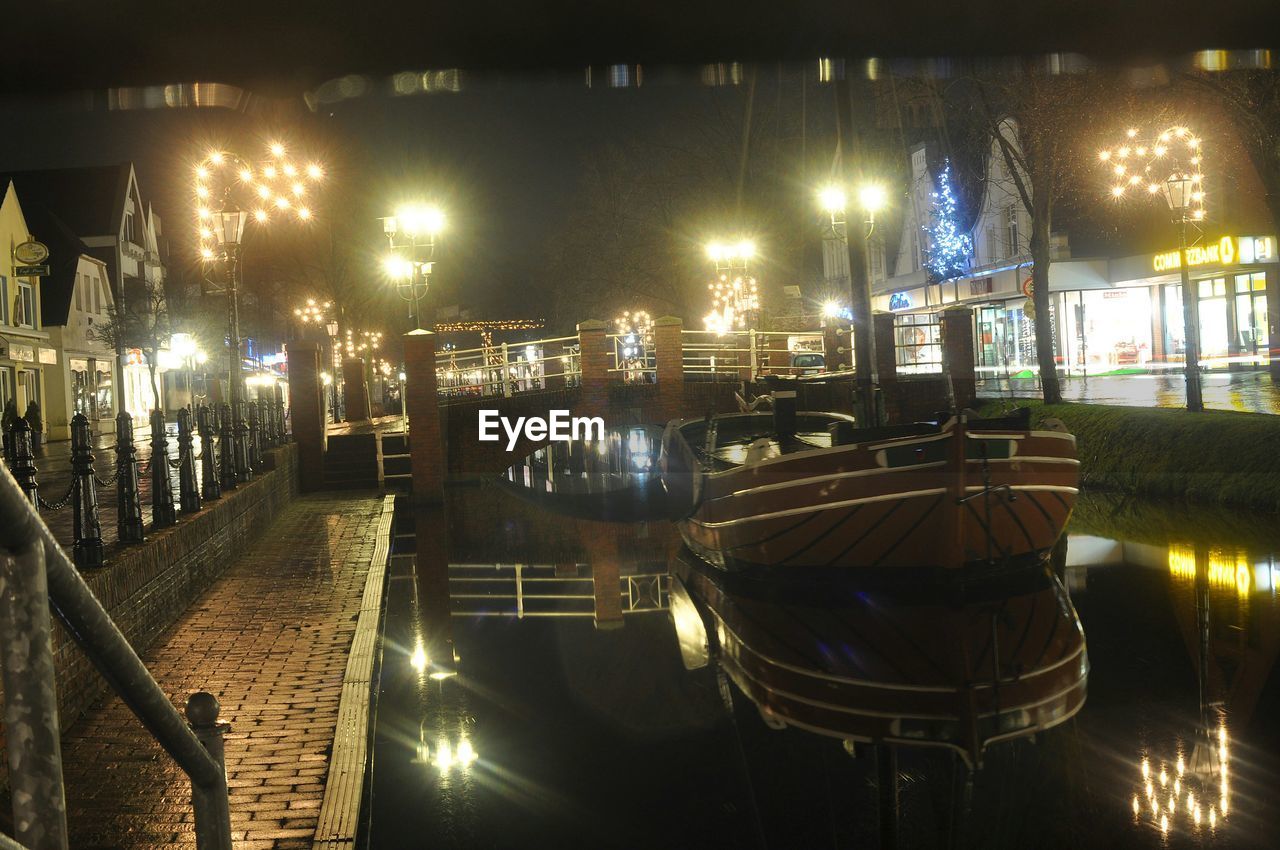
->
[0,276,7,325]
[75,277,84,311]
[1198,278,1226,299]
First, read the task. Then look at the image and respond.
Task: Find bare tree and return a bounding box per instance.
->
[89,278,171,412]
[963,61,1113,404]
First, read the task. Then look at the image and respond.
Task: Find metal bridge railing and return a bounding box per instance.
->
[681,329,829,379]
[435,335,581,398]
[606,331,656,384]
[0,459,233,850]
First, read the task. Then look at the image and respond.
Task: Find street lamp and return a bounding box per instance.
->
[1102,126,1206,411]
[196,141,324,484]
[816,181,888,423]
[381,204,445,329]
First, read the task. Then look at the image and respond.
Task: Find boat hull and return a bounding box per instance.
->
[663,413,1078,571]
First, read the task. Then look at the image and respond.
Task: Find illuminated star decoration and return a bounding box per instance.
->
[1100,126,1206,222]
[924,159,973,283]
[194,141,325,261]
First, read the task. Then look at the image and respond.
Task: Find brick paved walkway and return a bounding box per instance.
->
[59,492,389,849]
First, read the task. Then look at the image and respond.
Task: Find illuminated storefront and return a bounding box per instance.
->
[874,234,1277,376]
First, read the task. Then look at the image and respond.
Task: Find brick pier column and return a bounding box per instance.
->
[404,330,445,504]
[823,324,850,370]
[941,306,977,410]
[287,341,326,492]
[577,320,610,421]
[654,316,684,423]
[342,357,370,422]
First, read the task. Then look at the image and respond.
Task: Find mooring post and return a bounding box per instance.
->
[70,414,104,569]
[246,401,261,472]
[115,411,145,543]
[7,418,38,506]
[0,539,70,850]
[185,692,233,850]
[177,407,202,514]
[218,402,237,491]
[150,410,177,529]
[197,405,221,502]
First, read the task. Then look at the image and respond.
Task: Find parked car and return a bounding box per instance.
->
[790,351,825,375]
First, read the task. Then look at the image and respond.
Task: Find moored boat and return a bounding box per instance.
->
[660,399,1078,572]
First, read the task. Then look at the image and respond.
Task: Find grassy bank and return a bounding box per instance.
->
[977,399,1280,513]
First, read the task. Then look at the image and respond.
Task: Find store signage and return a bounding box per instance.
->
[1152,235,1243,272]
[38,347,57,365]
[15,264,49,277]
[888,292,912,311]
[10,343,34,362]
[13,241,49,265]
[969,278,993,296]
[126,348,145,367]
[1102,289,1129,299]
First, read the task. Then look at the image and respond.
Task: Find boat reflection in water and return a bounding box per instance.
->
[668,547,1089,769]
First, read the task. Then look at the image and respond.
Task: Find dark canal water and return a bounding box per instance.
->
[365,433,1280,849]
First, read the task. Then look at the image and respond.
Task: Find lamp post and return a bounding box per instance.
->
[816,181,887,425]
[381,205,445,330]
[195,143,324,479]
[326,318,340,422]
[1102,126,1205,412]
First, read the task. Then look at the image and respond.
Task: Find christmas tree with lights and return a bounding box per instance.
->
[924,160,973,283]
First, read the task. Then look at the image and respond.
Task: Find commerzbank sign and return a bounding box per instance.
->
[1152,235,1275,272]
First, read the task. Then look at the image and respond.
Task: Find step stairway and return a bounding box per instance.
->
[380,433,412,494]
[323,433,380,490]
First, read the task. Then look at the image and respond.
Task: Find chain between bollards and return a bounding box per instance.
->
[150,410,177,529]
[177,408,202,515]
[70,414,104,570]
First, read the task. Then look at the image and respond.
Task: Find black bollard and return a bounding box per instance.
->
[275,397,287,443]
[150,409,177,528]
[116,411,145,543]
[233,401,251,482]
[70,413,105,569]
[247,400,261,471]
[219,402,238,491]
[177,407,202,514]
[197,405,221,501]
[265,398,279,447]
[7,418,39,506]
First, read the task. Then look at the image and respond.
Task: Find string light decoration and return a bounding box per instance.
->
[924,160,973,282]
[705,275,760,333]
[613,310,654,347]
[1100,126,1206,222]
[343,329,384,358]
[194,141,324,261]
[294,298,333,324]
[432,319,546,349]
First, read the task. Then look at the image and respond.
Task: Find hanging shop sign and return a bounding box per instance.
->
[15,265,49,277]
[13,241,49,265]
[1150,235,1275,273]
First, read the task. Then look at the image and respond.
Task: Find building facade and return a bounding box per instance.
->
[875,123,1279,379]
[0,182,54,427]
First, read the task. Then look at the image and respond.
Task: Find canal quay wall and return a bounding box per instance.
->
[0,443,300,794]
[983,400,1280,512]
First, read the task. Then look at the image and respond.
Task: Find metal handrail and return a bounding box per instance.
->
[0,462,232,850]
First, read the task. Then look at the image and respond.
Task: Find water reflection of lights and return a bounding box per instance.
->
[419,735,479,772]
[410,644,427,672]
[1132,724,1231,836]
[1167,544,1257,596]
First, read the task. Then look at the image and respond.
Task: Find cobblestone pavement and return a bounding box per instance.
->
[59,492,387,850]
[978,369,1280,414]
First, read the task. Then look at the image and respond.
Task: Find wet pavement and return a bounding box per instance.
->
[363,441,1280,850]
[978,370,1280,414]
[59,493,388,850]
